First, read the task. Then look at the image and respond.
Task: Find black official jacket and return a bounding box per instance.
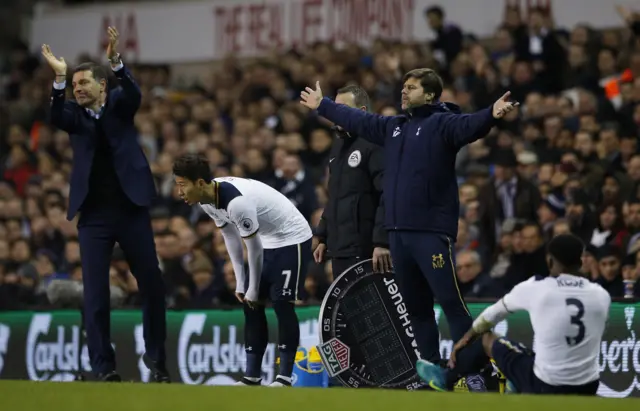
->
[315,130,388,258]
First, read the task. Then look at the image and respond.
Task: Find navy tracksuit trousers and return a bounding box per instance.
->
[389,230,488,376]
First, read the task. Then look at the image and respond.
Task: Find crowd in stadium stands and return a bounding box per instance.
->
[1,4,640,310]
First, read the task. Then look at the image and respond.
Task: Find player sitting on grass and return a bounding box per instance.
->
[417,233,610,395]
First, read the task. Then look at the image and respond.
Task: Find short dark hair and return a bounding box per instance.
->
[547,234,585,269]
[337,85,371,112]
[73,62,108,85]
[402,68,444,101]
[172,154,213,182]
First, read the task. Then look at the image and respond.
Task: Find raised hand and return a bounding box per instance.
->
[300,81,323,110]
[492,91,520,119]
[41,44,67,76]
[106,26,119,60]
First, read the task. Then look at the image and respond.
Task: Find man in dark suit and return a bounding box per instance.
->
[477,149,541,261]
[270,153,318,222]
[41,27,168,382]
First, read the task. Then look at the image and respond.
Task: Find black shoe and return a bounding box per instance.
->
[98,371,122,382]
[143,353,171,383]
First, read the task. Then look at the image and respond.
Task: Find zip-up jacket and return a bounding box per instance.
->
[315,132,387,258]
[316,97,496,239]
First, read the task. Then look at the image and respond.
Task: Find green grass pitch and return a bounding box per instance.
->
[0,380,637,411]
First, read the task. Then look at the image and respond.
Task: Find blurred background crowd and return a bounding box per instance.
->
[1,2,640,310]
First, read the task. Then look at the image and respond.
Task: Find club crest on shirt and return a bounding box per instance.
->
[240,218,253,232]
[348,150,361,168]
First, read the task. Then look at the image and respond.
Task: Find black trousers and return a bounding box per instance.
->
[78,201,166,375]
[389,230,487,375]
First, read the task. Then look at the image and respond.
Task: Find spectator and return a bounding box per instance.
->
[596,245,624,297]
[424,5,464,70]
[271,153,318,222]
[455,249,501,298]
[478,148,541,259]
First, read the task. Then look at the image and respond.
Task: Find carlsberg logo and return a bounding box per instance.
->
[597,306,640,398]
[26,313,91,381]
[177,314,319,385]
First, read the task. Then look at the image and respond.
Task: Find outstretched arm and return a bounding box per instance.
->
[472,276,533,333]
[440,108,496,149]
[316,98,391,146]
[448,277,533,367]
[441,91,519,149]
[301,81,392,146]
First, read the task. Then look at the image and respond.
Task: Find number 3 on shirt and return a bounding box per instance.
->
[565,298,586,346]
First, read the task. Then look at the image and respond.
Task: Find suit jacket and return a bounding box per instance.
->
[478,176,541,258]
[49,64,156,220]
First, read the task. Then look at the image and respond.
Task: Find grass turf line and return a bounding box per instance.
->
[0,380,637,411]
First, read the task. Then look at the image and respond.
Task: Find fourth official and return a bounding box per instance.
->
[313,85,392,277]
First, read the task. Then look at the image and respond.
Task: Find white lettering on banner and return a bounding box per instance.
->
[597,306,640,398]
[25,314,111,381]
[213,3,286,55]
[30,0,636,63]
[0,324,10,376]
[177,313,318,385]
[326,0,414,45]
[178,314,251,385]
[212,0,412,57]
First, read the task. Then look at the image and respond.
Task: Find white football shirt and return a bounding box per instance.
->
[200,177,312,249]
[503,274,611,386]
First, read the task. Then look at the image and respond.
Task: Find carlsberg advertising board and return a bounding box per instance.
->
[0,304,637,397]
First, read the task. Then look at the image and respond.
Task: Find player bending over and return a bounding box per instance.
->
[173,154,313,387]
[418,233,610,395]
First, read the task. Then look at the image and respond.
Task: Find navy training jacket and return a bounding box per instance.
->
[316,97,496,240]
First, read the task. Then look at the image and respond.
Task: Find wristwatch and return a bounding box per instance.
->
[109,53,122,65]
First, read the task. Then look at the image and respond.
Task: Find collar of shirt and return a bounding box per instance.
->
[274,169,305,182]
[86,104,105,119]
